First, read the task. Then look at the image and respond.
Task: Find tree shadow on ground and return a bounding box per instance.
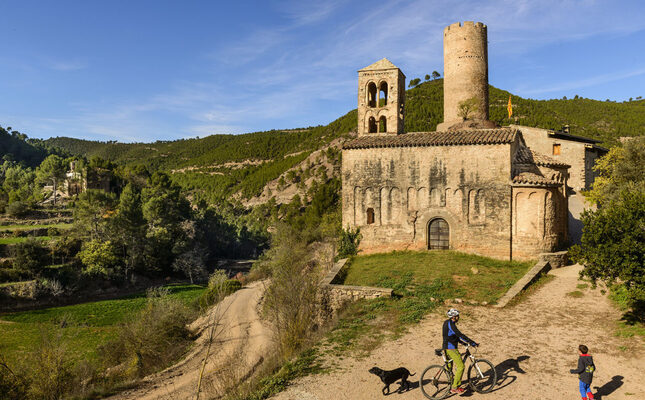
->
[593,375,624,399]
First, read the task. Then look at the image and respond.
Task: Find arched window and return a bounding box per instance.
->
[379,82,388,106]
[379,116,387,133]
[428,218,449,250]
[367,82,377,108]
[366,208,375,225]
[368,117,377,133]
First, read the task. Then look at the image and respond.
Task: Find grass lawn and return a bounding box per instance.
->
[322,250,534,357]
[0,236,52,244]
[0,284,206,366]
[0,223,72,232]
[342,250,534,303]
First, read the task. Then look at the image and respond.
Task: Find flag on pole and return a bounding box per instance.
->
[507,95,513,118]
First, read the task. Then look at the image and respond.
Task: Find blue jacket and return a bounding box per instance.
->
[442,318,476,350]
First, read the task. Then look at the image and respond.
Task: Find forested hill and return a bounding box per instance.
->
[0,126,50,167]
[44,80,643,168]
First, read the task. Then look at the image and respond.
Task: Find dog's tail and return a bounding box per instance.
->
[409,372,416,376]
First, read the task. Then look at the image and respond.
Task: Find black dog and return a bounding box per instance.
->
[368,366,416,395]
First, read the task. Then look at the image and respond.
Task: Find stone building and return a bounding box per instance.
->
[341,21,603,260]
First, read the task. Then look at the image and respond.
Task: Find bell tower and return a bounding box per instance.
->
[357,58,405,136]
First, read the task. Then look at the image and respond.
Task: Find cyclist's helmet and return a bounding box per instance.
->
[447,308,460,318]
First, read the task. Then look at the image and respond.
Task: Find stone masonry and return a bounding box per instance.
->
[342,21,606,261]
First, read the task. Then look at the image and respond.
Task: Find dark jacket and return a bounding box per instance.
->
[570,354,595,384]
[442,318,476,350]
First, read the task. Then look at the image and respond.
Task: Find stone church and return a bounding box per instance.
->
[341,21,606,261]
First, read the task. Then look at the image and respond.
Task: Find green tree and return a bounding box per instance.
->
[457,96,480,120]
[11,238,48,277]
[72,189,117,241]
[142,172,191,272]
[408,78,421,88]
[432,70,441,80]
[424,74,430,81]
[583,137,644,206]
[36,155,67,206]
[570,187,645,305]
[113,183,147,279]
[78,239,120,277]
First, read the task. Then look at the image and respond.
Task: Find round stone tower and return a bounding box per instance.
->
[437,21,489,131]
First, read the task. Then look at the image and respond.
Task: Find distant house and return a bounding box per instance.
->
[64,161,114,196]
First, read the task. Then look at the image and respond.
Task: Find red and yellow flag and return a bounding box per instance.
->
[507,95,513,118]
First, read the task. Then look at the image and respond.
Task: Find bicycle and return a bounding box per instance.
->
[419,344,497,399]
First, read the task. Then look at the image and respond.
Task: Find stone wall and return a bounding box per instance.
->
[512,125,601,192]
[342,142,515,260]
[357,62,405,136]
[511,186,568,259]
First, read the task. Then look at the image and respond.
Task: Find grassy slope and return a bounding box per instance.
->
[318,250,533,358]
[342,250,534,303]
[0,284,206,366]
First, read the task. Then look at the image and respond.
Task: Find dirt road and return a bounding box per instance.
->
[107,280,273,400]
[272,265,644,400]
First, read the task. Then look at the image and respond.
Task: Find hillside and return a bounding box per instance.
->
[14,81,645,203]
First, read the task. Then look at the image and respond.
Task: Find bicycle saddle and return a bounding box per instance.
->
[434,349,443,356]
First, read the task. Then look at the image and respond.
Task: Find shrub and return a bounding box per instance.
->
[99,287,196,378]
[25,331,75,400]
[198,270,242,310]
[337,227,361,258]
[5,201,29,217]
[0,356,28,400]
[11,238,48,277]
[260,224,320,360]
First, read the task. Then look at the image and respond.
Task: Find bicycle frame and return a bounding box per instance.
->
[441,344,486,379]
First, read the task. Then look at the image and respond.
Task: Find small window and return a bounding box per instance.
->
[366,208,375,224]
[379,116,387,133]
[379,82,388,106]
[553,144,561,155]
[367,82,377,108]
[368,117,377,133]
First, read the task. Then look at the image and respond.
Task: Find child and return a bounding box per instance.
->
[570,344,595,400]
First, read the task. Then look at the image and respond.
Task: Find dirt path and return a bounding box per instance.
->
[107,280,273,400]
[272,265,645,400]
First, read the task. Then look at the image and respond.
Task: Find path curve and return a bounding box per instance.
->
[272,265,644,400]
[107,280,273,400]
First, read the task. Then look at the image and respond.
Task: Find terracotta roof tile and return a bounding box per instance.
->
[512,172,561,186]
[342,128,517,149]
[514,146,570,168]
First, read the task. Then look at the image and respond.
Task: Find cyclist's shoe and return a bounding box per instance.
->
[587,393,595,400]
[450,387,466,394]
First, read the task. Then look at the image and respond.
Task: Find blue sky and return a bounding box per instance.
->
[1,0,644,142]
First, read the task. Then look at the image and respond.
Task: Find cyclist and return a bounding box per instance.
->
[442,308,478,395]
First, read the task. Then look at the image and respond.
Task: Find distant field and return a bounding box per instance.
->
[0,223,72,231]
[0,284,206,366]
[0,236,52,244]
[342,250,535,304]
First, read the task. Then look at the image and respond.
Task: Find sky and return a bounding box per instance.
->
[1,0,645,143]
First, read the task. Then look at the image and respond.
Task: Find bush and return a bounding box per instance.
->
[260,224,320,360]
[11,238,48,277]
[337,227,361,258]
[99,287,196,378]
[5,201,29,217]
[198,271,242,310]
[25,331,75,400]
[0,357,28,400]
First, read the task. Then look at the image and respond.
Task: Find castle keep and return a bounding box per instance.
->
[341,21,605,260]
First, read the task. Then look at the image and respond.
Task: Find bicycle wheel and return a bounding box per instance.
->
[419,364,452,400]
[467,358,497,393]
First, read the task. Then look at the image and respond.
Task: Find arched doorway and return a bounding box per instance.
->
[428,218,449,250]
